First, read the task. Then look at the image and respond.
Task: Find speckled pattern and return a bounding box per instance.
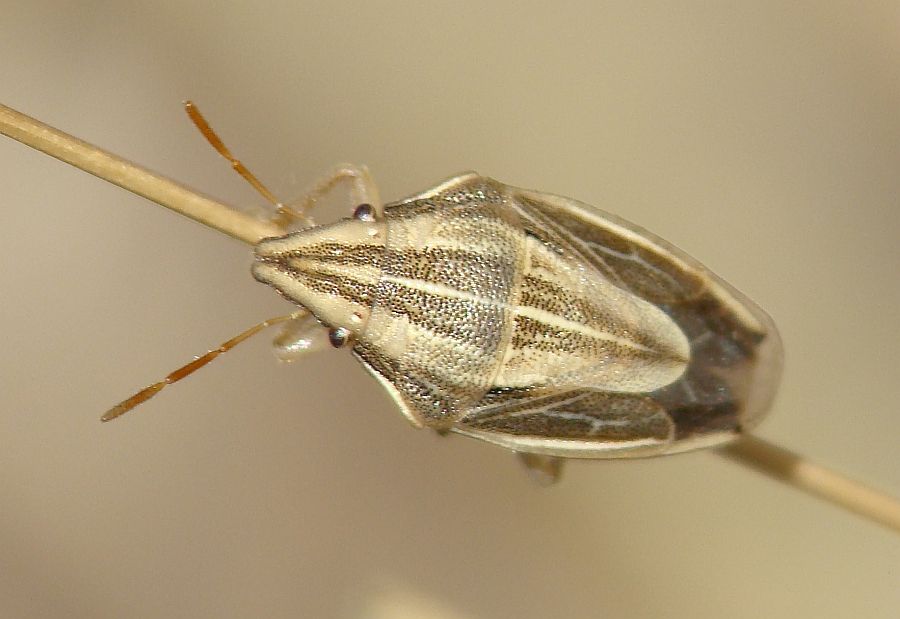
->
[254,174,782,458]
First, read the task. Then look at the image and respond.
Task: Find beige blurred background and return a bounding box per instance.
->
[1,2,898,618]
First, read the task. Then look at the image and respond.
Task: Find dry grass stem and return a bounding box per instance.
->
[0,103,280,245]
[719,435,900,533]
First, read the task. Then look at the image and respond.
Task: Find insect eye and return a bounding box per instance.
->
[352,203,376,222]
[328,327,351,348]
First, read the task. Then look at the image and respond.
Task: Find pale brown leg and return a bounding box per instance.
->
[517,453,564,485]
[270,312,333,362]
[184,101,381,232]
[101,312,306,422]
[287,163,382,228]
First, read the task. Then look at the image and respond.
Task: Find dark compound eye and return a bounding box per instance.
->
[328,327,351,348]
[352,203,376,222]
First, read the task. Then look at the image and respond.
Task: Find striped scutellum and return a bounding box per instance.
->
[252,173,783,476]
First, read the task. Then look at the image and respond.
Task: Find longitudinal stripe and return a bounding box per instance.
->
[383,246,516,300]
[277,260,380,306]
[284,259,381,285]
[510,315,666,359]
[519,272,650,341]
[291,271,377,306]
[375,278,505,346]
[378,322,498,388]
[407,232,518,256]
[282,241,385,269]
[382,275,657,354]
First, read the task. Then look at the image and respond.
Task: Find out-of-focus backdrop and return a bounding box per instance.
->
[1,3,898,618]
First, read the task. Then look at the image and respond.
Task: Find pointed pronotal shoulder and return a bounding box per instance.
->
[393,171,482,203]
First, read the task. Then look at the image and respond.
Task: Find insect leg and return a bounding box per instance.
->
[270,312,333,362]
[184,101,381,229]
[101,312,306,422]
[516,453,565,485]
[288,163,383,226]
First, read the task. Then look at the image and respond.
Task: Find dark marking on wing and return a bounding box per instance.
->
[460,388,673,443]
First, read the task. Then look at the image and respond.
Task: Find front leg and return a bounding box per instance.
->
[270,312,334,362]
[183,103,381,234]
[277,164,382,231]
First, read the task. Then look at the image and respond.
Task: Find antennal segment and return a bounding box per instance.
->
[184,100,283,208]
[101,312,306,422]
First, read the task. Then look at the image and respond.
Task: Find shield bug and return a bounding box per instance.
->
[103,103,783,479]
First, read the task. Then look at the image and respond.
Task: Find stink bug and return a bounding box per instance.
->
[104,103,783,480]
